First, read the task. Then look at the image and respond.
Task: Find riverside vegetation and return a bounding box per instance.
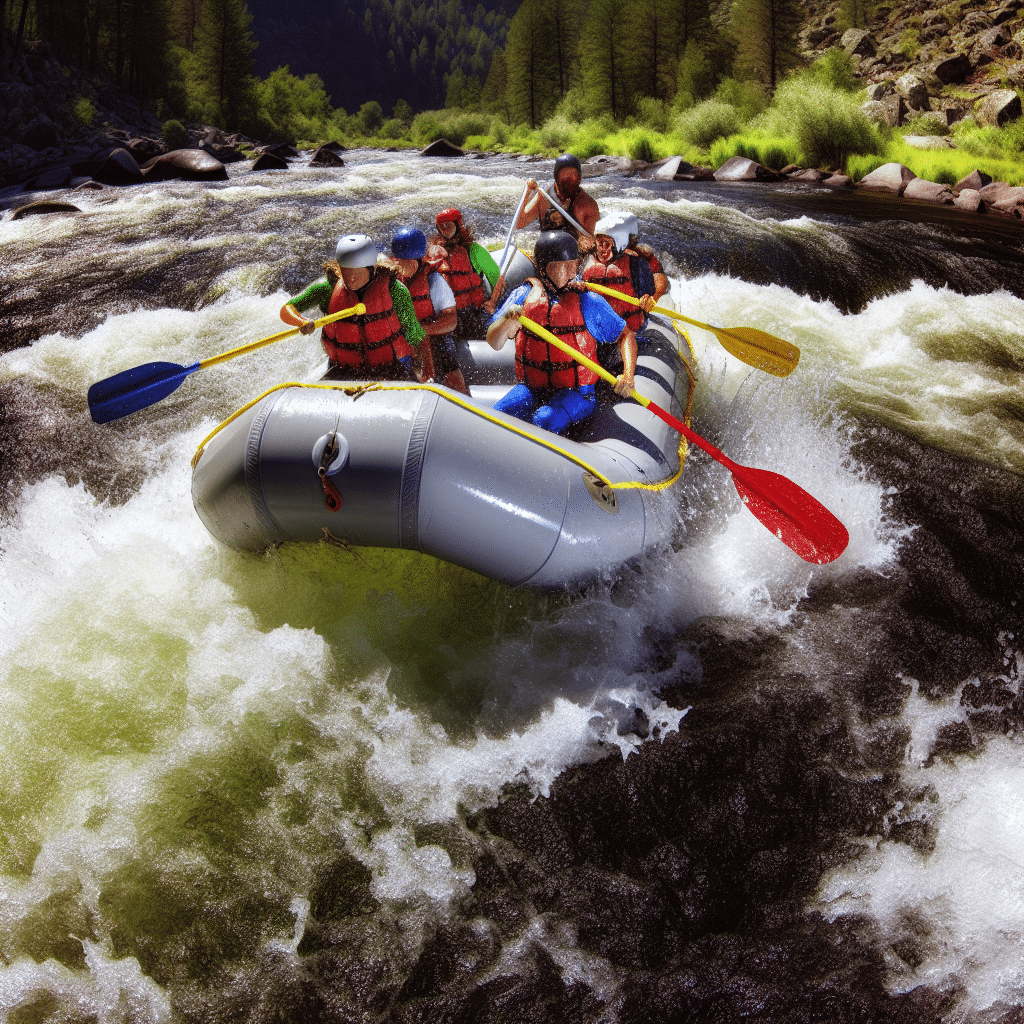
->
[3,0,1024,190]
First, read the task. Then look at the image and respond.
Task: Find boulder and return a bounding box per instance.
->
[980,181,1024,214]
[93,147,144,185]
[994,0,1023,24]
[250,152,289,171]
[638,155,695,180]
[954,169,993,192]
[23,116,59,151]
[787,168,829,182]
[319,141,347,154]
[822,173,854,187]
[11,199,81,219]
[896,73,929,110]
[141,149,229,181]
[260,142,299,159]
[841,28,876,57]
[902,134,956,149]
[201,142,247,163]
[420,139,464,157]
[963,10,994,32]
[933,53,973,84]
[953,188,985,212]
[25,165,72,190]
[310,145,345,167]
[584,155,646,176]
[857,162,916,194]
[126,136,164,162]
[978,89,1022,126]
[713,156,782,182]
[861,97,902,127]
[902,177,955,203]
[864,83,888,101]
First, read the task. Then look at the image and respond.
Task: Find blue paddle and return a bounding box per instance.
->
[88,303,365,423]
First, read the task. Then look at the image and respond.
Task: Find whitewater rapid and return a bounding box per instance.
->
[1,152,1023,1021]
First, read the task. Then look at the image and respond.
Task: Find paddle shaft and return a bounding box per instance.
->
[199,303,365,370]
[538,186,593,239]
[497,183,530,278]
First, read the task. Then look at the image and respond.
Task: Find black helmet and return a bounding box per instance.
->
[554,152,582,177]
[533,230,578,271]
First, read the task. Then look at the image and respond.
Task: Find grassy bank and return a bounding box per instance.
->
[304,64,1024,188]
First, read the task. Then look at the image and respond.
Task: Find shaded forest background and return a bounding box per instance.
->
[5,0,1024,187]
[0,0,793,140]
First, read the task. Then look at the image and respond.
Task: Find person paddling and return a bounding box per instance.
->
[516,153,600,249]
[582,211,659,356]
[386,226,469,394]
[429,208,502,340]
[486,230,636,436]
[282,234,425,380]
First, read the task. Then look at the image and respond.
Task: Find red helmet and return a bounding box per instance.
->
[436,207,462,230]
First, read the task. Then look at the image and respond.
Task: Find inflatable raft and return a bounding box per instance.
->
[191,312,695,588]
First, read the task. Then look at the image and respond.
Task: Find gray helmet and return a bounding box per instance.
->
[335,234,378,269]
[533,230,578,271]
[595,211,637,255]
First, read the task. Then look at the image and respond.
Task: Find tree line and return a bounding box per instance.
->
[3,0,821,141]
[472,0,810,128]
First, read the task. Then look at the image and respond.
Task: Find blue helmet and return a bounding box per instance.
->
[391,226,427,260]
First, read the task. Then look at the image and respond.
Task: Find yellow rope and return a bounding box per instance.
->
[193,379,691,491]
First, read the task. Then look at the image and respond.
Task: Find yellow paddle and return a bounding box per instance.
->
[583,280,800,378]
[519,315,848,564]
[89,304,366,423]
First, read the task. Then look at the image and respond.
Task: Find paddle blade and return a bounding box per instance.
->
[88,361,196,423]
[731,464,848,564]
[714,326,800,377]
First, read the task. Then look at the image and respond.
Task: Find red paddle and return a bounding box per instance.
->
[519,315,849,564]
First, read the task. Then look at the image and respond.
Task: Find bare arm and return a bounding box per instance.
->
[613,327,637,396]
[486,305,521,350]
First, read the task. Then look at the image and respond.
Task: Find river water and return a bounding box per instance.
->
[1,150,1023,1023]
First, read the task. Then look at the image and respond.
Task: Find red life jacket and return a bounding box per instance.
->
[583,254,645,333]
[321,272,413,369]
[438,243,485,309]
[634,242,663,276]
[405,263,435,322]
[515,281,598,389]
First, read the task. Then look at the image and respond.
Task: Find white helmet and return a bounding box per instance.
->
[335,234,378,268]
[594,211,638,254]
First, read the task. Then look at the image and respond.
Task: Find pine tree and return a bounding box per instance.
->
[504,0,560,127]
[730,0,802,92]
[579,0,629,119]
[194,0,258,128]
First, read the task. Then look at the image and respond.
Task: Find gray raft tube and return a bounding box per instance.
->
[192,322,692,589]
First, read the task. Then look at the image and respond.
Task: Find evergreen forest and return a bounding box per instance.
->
[6,0,1024,186]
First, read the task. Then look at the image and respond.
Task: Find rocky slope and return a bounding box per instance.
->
[802,0,1024,127]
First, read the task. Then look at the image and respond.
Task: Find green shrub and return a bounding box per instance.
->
[902,114,950,136]
[806,48,862,92]
[634,96,671,133]
[73,96,97,127]
[629,133,657,162]
[674,99,743,149]
[897,29,919,60]
[714,79,769,120]
[772,78,882,169]
[161,118,190,149]
[539,113,574,150]
[676,40,718,108]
